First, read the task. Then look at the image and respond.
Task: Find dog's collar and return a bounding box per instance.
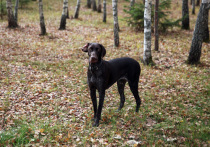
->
[89,61,102,71]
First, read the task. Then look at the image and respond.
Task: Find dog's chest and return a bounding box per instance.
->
[88,71,103,87]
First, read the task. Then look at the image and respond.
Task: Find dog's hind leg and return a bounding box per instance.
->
[128,79,141,112]
[117,79,127,110]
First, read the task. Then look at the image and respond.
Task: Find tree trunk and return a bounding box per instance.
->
[196,0,200,6]
[1,0,3,20]
[187,1,210,64]
[192,0,195,14]
[203,4,209,42]
[112,0,119,47]
[130,0,135,7]
[182,0,190,30]
[154,0,159,51]
[98,0,102,12]
[14,0,19,23]
[6,0,18,28]
[66,0,69,18]
[143,0,153,65]
[103,0,106,22]
[59,0,68,30]
[92,0,97,11]
[39,0,46,35]
[74,0,80,18]
[87,0,91,8]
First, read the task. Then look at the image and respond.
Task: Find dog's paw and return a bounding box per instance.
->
[92,122,99,127]
[92,119,99,127]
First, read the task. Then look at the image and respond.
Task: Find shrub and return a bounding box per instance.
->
[124,0,182,32]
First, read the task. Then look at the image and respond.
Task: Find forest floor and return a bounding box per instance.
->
[0,0,209,146]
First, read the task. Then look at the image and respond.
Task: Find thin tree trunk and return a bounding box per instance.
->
[66,0,69,18]
[196,0,200,6]
[103,0,106,22]
[112,0,119,47]
[92,0,97,11]
[87,0,91,8]
[192,0,195,14]
[130,0,135,7]
[154,0,159,51]
[203,4,209,42]
[39,0,46,35]
[182,0,190,30]
[59,0,68,30]
[14,0,19,23]
[6,0,18,28]
[187,1,210,64]
[98,0,102,12]
[74,0,80,18]
[1,0,4,20]
[143,0,153,65]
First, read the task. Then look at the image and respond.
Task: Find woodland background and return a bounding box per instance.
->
[0,0,209,146]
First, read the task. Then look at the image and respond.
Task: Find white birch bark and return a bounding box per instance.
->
[112,0,119,47]
[39,0,46,35]
[59,0,68,30]
[74,0,80,18]
[103,0,106,22]
[143,0,152,65]
[14,0,19,23]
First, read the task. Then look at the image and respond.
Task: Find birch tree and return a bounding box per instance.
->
[66,0,69,19]
[6,0,18,28]
[59,0,68,30]
[143,0,153,65]
[92,0,97,11]
[154,0,159,51]
[74,0,80,18]
[187,0,210,64]
[112,0,119,47]
[192,0,195,14]
[39,0,46,35]
[130,0,135,7]
[182,0,190,30]
[98,0,102,12]
[14,0,19,23]
[103,0,106,22]
[203,3,209,42]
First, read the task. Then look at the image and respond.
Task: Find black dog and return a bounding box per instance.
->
[82,43,141,127]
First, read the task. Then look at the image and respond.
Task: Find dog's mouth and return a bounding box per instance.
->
[90,57,98,63]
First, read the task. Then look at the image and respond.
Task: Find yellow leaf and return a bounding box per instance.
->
[40,129,44,133]
[68,131,71,138]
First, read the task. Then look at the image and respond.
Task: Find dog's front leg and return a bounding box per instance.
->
[93,90,105,127]
[90,88,97,121]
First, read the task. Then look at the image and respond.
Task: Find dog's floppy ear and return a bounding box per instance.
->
[82,43,90,52]
[99,44,106,58]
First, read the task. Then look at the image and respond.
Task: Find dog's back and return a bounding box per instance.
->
[104,57,141,89]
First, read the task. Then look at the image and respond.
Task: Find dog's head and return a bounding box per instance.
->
[82,43,106,64]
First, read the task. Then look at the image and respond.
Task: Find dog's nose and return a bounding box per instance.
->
[90,57,98,63]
